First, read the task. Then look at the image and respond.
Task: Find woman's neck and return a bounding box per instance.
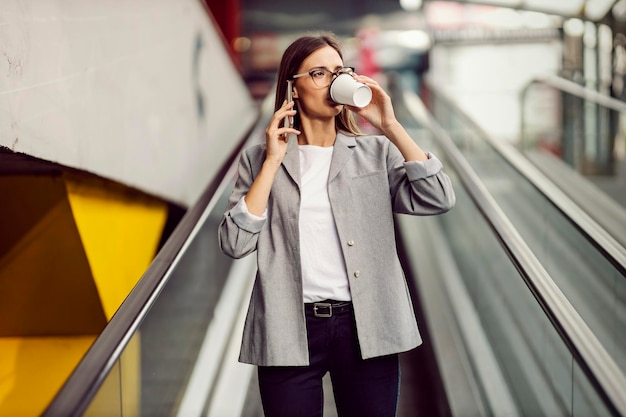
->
[298,118,336,147]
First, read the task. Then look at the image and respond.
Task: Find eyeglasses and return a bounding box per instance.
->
[290,67,355,87]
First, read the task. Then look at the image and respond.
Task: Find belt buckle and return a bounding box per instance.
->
[313,302,332,318]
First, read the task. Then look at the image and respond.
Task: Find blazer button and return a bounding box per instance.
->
[353,270,361,278]
[347,240,355,246]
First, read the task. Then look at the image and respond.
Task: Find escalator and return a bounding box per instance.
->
[394,74,626,416]
[44,77,626,417]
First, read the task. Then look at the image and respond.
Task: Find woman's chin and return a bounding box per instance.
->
[327,100,344,113]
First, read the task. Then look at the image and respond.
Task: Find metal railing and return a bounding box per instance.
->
[43,110,261,417]
[434,78,626,277]
[400,78,626,416]
[520,73,626,176]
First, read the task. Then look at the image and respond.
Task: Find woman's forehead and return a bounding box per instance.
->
[299,46,342,70]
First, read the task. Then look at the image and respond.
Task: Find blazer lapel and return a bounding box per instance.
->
[329,132,356,183]
[280,132,356,186]
[281,133,301,188]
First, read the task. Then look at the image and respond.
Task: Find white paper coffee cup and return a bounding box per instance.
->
[329,73,372,108]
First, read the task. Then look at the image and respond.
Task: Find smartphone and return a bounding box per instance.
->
[283,80,293,129]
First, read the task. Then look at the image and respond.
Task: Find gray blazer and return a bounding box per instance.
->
[219,132,455,366]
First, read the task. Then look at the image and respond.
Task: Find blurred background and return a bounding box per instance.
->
[233,4,616,118]
[218,0,626,199]
[1,1,626,416]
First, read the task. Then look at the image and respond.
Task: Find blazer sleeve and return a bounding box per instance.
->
[218,148,266,259]
[386,141,456,215]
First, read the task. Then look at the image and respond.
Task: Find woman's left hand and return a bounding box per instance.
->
[348,74,398,133]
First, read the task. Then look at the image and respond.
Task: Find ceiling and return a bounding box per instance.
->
[444,0,623,21]
[240,0,625,35]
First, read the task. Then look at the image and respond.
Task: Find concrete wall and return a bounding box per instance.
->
[0,0,257,207]
[0,2,256,414]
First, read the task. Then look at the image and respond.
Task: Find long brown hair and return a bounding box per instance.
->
[274,33,361,135]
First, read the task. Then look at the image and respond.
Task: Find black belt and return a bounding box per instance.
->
[305,300,352,318]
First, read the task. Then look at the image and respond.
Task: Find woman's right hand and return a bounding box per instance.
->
[265,100,300,165]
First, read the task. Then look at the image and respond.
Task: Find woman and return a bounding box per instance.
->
[219,33,455,417]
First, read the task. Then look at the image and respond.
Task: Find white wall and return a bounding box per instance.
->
[0,0,257,207]
[428,41,562,143]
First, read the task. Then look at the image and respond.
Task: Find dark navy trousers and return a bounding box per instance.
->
[257,302,400,417]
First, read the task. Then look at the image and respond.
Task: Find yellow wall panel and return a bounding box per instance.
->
[0,172,167,415]
[0,177,107,337]
[0,176,66,258]
[65,176,168,320]
[0,336,96,416]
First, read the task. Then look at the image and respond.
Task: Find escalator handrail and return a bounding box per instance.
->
[43,109,263,417]
[431,78,626,276]
[519,73,626,175]
[522,73,626,113]
[398,83,626,416]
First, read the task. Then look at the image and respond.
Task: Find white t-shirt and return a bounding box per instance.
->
[298,145,351,303]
